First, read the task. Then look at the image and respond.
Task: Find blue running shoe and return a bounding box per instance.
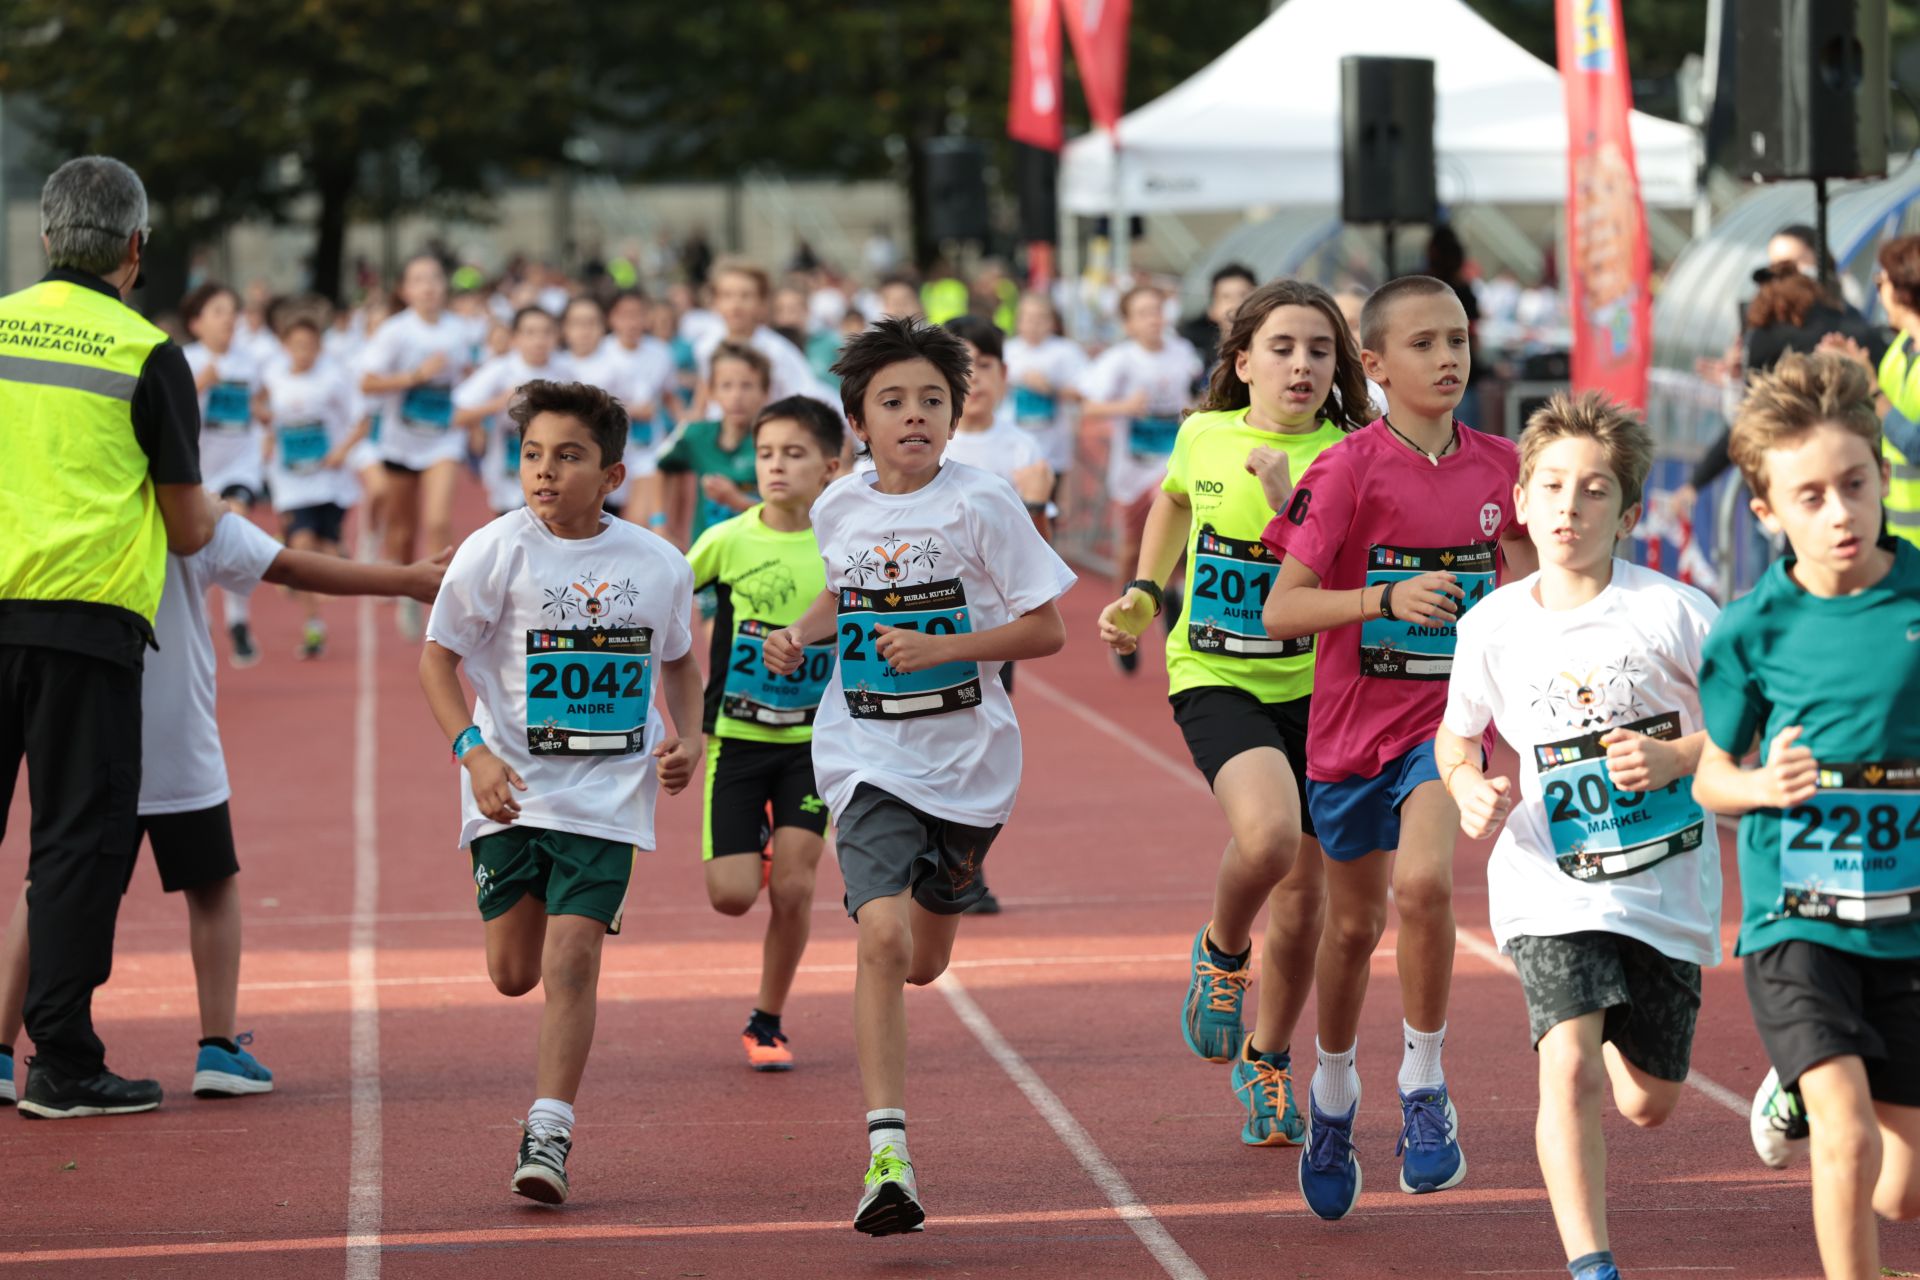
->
[1180,924,1251,1063]
[1299,1094,1363,1220]
[1230,1036,1305,1146]
[1396,1085,1465,1193]
[192,1032,274,1098]
[0,1054,12,1105]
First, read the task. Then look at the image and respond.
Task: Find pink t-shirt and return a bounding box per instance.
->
[1262,419,1521,783]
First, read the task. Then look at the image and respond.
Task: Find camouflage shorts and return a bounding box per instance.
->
[1507,931,1701,1082]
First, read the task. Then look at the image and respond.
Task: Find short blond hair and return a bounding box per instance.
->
[1519,390,1654,512]
[710,257,770,299]
[1730,352,1880,502]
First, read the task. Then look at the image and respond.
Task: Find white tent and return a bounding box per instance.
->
[1060,0,1699,214]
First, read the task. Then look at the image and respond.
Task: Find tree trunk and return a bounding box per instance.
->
[309,156,357,306]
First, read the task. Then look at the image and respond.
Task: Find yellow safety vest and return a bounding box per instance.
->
[1875,339,1920,549]
[0,278,171,629]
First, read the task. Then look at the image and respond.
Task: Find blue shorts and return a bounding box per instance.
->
[1306,739,1441,863]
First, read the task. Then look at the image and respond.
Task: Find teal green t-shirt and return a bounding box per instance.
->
[1697,539,1920,959]
[659,419,758,545]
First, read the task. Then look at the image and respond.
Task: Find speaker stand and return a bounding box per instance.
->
[1382,222,1397,279]
[1813,176,1835,295]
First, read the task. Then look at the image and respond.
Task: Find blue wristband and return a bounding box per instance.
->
[452,725,485,760]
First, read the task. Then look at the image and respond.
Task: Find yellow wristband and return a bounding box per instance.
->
[1443,758,1473,794]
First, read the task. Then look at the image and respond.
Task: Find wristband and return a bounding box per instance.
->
[647,511,668,529]
[1124,578,1165,616]
[1443,758,1472,795]
[1379,581,1397,621]
[452,725,485,761]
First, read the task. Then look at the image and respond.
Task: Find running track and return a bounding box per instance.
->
[3,491,1915,1279]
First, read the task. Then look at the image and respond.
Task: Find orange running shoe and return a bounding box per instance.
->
[743,1022,794,1072]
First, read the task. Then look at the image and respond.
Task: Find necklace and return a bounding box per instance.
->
[1384,414,1458,466]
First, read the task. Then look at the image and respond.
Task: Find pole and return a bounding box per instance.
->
[1383,222,1396,279]
[1110,139,1129,285]
[1814,176,1833,295]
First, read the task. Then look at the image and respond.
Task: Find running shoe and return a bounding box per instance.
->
[229,622,259,669]
[511,1120,571,1204]
[1298,1093,1363,1221]
[0,1054,13,1105]
[854,1145,924,1236]
[742,1021,794,1072]
[1180,924,1251,1063]
[17,1059,162,1119]
[1396,1085,1465,1193]
[192,1032,274,1098]
[1750,1067,1809,1168]
[396,597,424,641]
[1571,1260,1620,1280]
[1112,647,1139,676]
[299,620,327,660]
[1231,1036,1305,1146]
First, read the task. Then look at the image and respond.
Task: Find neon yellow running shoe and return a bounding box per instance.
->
[854,1145,925,1236]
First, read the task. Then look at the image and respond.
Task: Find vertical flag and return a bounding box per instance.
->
[1010,0,1064,151]
[1060,0,1132,133]
[1557,0,1652,408]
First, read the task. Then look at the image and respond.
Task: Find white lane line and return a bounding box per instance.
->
[346,596,383,1279]
[937,974,1207,1280]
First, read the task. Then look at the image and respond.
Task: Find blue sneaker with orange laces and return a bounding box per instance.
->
[1230,1036,1305,1146]
[1396,1084,1465,1193]
[1180,924,1251,1063]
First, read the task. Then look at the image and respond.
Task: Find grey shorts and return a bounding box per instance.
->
[1507,931,1702,1082]
[836,783,1002,919]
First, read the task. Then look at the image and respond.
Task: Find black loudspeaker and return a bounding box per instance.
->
[921,138,992,244]
[1341,56,1437,225]
[1733,0,1888,181]
[1015,142,1058,244]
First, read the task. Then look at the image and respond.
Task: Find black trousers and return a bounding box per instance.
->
[0,643,141,1077]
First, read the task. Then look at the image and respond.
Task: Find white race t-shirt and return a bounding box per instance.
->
[141,514,284,814]
[692,324,829,408]
[183,341,265,496]
[1442,560,1725,965]
[262,363,356,512]
[455,352,561,514]
[1075,338,1203,505]
[808,463,1076,828]
[426,507,695,850]
[1003,335,1090,473]
[359,309,475,470]
[598,334,676,482]
[943,421,1044,486]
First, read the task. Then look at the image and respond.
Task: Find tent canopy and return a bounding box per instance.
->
[1061,0,1699,214]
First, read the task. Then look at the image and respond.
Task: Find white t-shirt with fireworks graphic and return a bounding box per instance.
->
[426,506,694,850]
[808,462,1076,828]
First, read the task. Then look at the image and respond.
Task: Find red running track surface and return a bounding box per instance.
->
[2,489,1915,1279]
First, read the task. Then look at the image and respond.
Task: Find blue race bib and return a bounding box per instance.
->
[1779,760,1920,926]
[278,421,330,474]
[836,578,982,720]
[525,627,653,755]
[1360,542,1495,680]
[1129,415,1181,458]
[1188,526,1312,660]
[724,619,834,728]
[206,381,252,432]
[1536,711,1707,882]
[400,384,454,433]
[502,427,522,478]
[1013,385,1057,426]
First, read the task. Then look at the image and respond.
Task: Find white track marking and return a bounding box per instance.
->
[937,974,1207,1280]
[346,597,383,1278]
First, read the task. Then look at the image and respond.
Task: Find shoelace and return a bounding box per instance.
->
[234,1031,255,1050]
[1307,1114,1355,1172]
[866,1145,911,1188]
[1764,1089,1810,1137]
[1196,961,1252,1014]
[1395,1094,1452,1157]
[1233,1059,1292,1118]
[516,1118,571,1169]
[745,1024,788,1049]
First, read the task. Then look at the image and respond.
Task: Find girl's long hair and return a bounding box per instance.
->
[1199,279,1373,430]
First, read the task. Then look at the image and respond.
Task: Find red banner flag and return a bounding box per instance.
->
[1010,0,1065,151]
[1060,0,1131,134]
[1558,0,1652,409]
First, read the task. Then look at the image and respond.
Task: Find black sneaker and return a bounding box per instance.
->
[964,890,1002,915]
[511,1121,571,1204]
[1112,648,1139,676]
[229,622,259,669]
[18,1059,162,1119]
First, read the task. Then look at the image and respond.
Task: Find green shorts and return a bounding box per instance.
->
[469,826,635,934]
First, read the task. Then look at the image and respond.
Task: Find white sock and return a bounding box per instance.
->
[1311,1039,1359,1114]
[528,1097,575,1140]
[1399,1021,1447,1093]
[224,590,251,627]
[867,1108,907,1161]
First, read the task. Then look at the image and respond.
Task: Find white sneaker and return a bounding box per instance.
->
[1750,1067,1809,1168]
[854,1145,925,1236]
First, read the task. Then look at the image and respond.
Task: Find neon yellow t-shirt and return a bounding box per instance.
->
[687,505,832,743]
[1161,408,1348,702]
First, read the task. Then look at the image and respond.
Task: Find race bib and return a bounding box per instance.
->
[1537,711,1706,882]
[524,627,652,755]
[1129,415,1181,458]
[1360,542,1495,680]
[1188,526,1311,660]
[1778,759,1920,926]
[1014,385,1057,426]
[836,579,982,720]
[725,619,834,728]
[277,421,330,474]
[501,427,522,478]
[205,381,252,433]
[400,384,454,433]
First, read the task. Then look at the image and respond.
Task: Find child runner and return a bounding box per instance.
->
[1003,292,1089,481]
[602,289,675,530]
[261,317,364,659]
[181,282,269,667]
[454,306,562,518]
[346,290,399,556]
[1437,393,1722,1280]
[420,379,703,1205]
[1261,274,1536,1220]
[1099,280,1369,1149]
[1077,284,1204,672]
[688,396,843,1070]
[1692,353,1920,1279]
[0,505,446,1114]
[660,342,771,551]
[692,259,826,411]
[762,317,1074,1235]
[941,316,1054,533]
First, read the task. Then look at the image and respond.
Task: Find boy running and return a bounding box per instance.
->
[419,380,704,1205]
[453,306,562,517]
[763,317,1074,1236]
[1693,353,1920,1278]
[660,342,771,551]
[687,396,843,1071]
[1438,393,1722,1280]
[1262,275,1536,1219]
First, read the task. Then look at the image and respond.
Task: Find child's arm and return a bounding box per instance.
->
[1098,490,1190,653]
[1263,556,1462,642]
[1081,387,1150,418]
[1435,724,1512,840]
[1692,726,1819,816]
[762,589,839,673]
[324,413,372,470]
[1603,728,1706,793]
[874,599,1066,673]
[664,471,696,548]
[420,641,525,824]
[264,546,451,603]
[651,653,706,796]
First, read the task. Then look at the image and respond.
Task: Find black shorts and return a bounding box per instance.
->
[836,783,1000,919]
[1507,931,1702,1082]
[702,738,827,861]
[1743,939,1920,1106]
[381,459,420,477]
[220,483,263,509]
[119,803,241,894]
[282,502,346,544]
[1169,686,1314,836]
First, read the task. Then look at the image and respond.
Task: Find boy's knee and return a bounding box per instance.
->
[1324,903,1387,956]
[1392,869,1453,919]
[1811,1115,1881,1171]
[767,868,816,914]
[1231,823,1298,877]
[1537,1038,1606,1099]
[707,883,756,917]
[858,917,912,975]
[905,957,949,987]
[1617,1089,1678,1129]
[490,960,540,998]
[1874,1180,1920,1222]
